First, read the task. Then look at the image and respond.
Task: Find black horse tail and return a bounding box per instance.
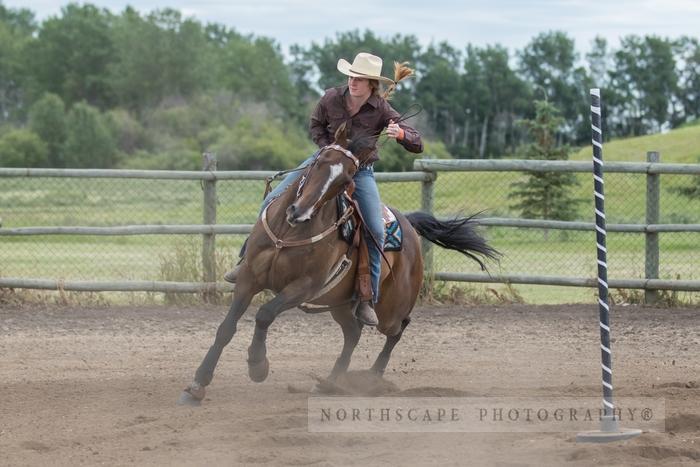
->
[406,211,500,271]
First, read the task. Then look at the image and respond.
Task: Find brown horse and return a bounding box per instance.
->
[180,126,498,404]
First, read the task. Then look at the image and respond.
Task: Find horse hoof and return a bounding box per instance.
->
[178,382,205,406]
[248,357,270,383]
[178,391,202,406]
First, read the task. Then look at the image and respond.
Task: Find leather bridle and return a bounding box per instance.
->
[296,144,359,198]
[262,144,359,249]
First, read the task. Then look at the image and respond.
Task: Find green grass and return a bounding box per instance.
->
[571,124,700,164]
[1,125,699,304]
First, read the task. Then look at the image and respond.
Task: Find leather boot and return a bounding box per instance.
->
[223,237,249,283]
[355,301,378,326]
[223,264,241,283]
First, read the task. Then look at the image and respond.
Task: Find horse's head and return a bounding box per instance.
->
[286,123,373,225]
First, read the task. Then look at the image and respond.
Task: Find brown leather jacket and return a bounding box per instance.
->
[309,86,423,165]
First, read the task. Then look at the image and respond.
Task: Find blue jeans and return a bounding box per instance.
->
[261,152,319,213]
[261,154,384,304]
[352,165,384,304]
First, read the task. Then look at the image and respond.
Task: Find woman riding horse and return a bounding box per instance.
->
[182,124,498,405]
[224,52,423,327]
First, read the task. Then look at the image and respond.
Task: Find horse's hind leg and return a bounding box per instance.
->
[179,276,258,405]
[370,317,411,377]
[327,305,363,381]
[247,277,314,382]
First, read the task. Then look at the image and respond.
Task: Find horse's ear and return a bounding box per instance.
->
[334,121,348,148]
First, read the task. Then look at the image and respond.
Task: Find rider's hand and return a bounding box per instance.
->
[386,120,405,140]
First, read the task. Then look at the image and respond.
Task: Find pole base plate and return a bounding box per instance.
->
[576,428,642,443]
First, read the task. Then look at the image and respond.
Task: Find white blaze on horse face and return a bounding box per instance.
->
[297,163,343,222]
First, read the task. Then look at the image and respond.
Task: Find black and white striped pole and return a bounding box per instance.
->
[577,89,641,443]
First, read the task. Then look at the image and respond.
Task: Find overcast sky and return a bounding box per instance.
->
[6,0,700,57]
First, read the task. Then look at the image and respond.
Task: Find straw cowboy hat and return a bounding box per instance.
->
[337,52,395,85]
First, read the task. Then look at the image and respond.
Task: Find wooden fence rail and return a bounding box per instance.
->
[0,163,433,299]
[1,154,699,300]
[414,154,700,300]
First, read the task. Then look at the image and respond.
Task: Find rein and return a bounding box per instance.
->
[391,103,423,126]
[295,144,359,198]
[374,103,423,149]
[264,144,359,200]
[261,193,355,249]
[260,143,393,277]
[340,103,423,165]
[261,144,360,250]
[352,103,422,142]
[264,165,309,200]
[261,144,359,249]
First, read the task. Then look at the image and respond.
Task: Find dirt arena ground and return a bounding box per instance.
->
[1,301,698,466]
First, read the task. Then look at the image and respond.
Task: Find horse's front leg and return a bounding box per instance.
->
[179,274,259,405]
[247,277,314,382]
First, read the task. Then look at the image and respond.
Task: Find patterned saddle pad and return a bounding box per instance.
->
[337,195,402,251]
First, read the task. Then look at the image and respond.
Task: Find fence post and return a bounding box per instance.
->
[645,151,660,305]
[420,170,437,295]
[202,153,217,302]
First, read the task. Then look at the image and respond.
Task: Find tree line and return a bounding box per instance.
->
[1,2,699,171]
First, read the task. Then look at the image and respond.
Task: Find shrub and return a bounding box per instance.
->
[28,93,67,167]
[64,101,117,168]
[0,128,49,167]
[211,116,314,170]
[105,108,151,155]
